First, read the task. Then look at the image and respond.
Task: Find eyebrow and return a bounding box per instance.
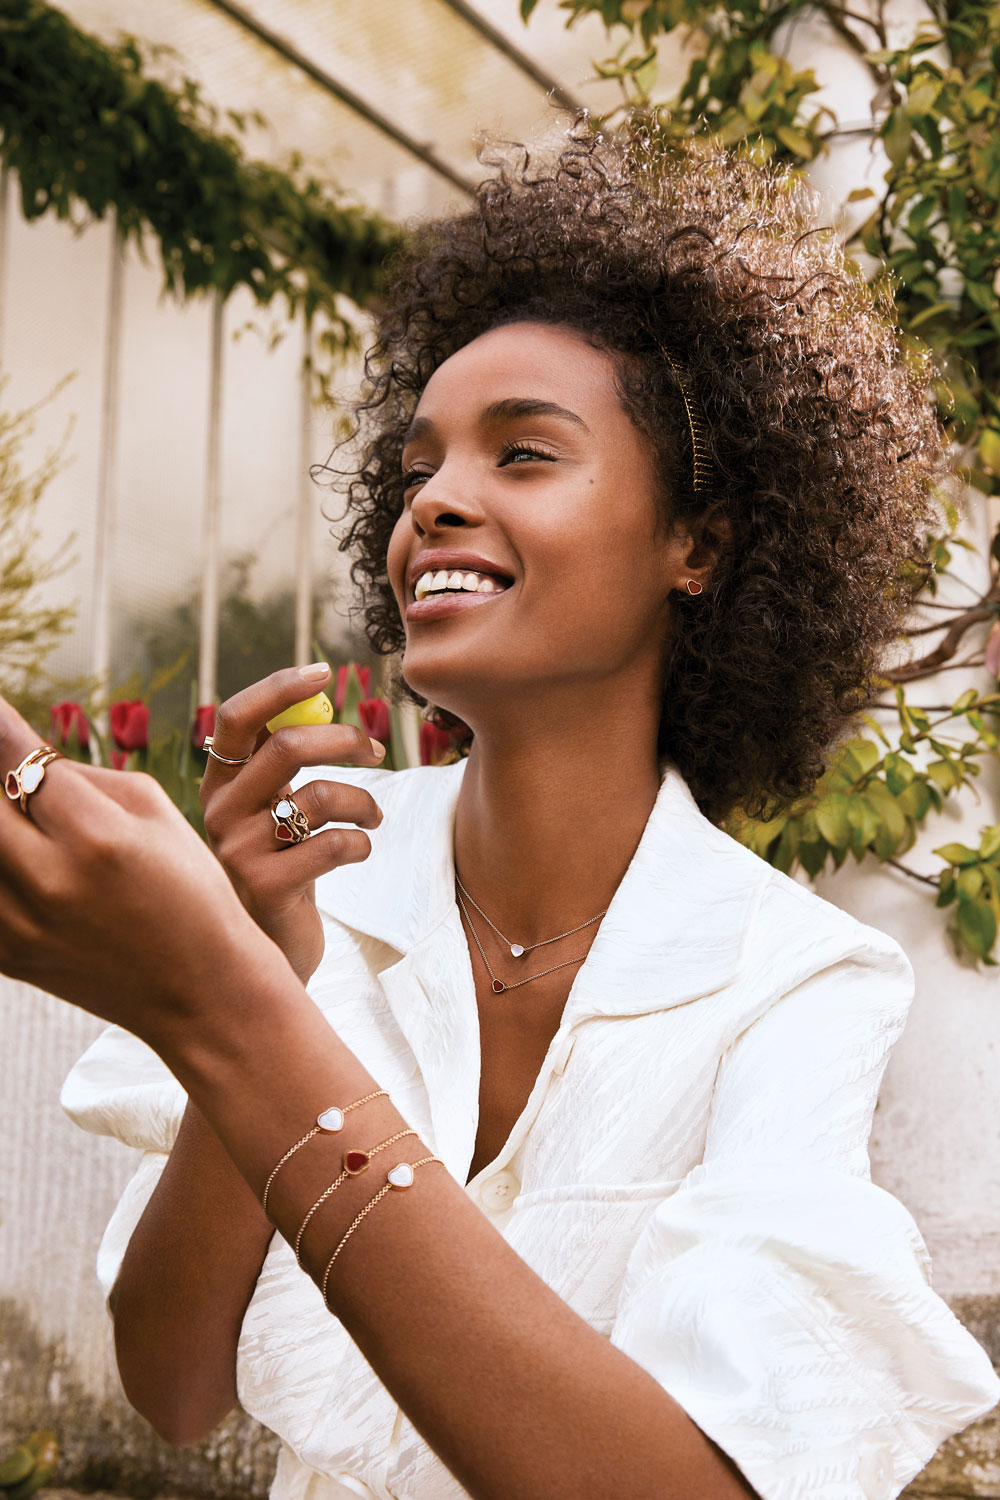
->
[402,397,591,449]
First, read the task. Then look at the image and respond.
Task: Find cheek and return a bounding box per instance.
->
[386,515,411,599]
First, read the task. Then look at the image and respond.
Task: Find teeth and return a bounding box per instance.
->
[413,567,506,599]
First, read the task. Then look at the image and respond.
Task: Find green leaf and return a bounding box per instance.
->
[337,664,365,733]
[815,793,850,852]
[772,821,801,874]
[775,125,813,158]
[957,899,997,959]
[958,867,984,900]
[980,825,1000,859]
[934,842,979,867]
[798,840,828,879]
[388,701,411,772]
[865,783,907,843]
[978,429,1000,477]
[884,753,913,795]
[849,738,881,775]
[927,759,960,792]
[883,107,912,168]
[519,0,540,19]
[846,796,881,854]
[966,280,997,313]
[952,688,979,713]
[907,78,940,114]
[937,868,956,907]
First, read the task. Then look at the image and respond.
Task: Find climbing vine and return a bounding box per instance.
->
[0,0,400,351]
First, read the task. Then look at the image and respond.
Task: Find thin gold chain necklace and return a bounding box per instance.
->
[455,885,597,994]
[453,872,608,959]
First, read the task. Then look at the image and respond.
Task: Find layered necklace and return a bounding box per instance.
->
[454,873,608,994]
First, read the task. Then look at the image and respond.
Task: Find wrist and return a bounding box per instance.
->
[150,927,304,1087]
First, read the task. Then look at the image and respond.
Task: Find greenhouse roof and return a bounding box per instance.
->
[61,0,629,220]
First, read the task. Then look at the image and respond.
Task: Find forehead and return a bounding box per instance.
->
[412,322,622,423]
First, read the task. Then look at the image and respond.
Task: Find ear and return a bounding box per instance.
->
[673,505,731,593]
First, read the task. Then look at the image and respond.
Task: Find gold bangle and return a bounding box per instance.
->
[321,1156,444,1305]
[261,1089,390,1217]
[294,1128,418,1264]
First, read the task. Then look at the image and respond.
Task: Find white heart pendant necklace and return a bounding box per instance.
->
[454,875,608,994]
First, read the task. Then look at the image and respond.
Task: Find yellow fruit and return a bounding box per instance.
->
[266,692,334,733]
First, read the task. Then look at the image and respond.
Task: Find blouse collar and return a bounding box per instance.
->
[315,758,769,1020]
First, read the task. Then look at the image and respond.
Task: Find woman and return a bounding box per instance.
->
[3,125,998,1500]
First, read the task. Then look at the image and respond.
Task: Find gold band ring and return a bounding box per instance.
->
[272,795,310,845]
[4,744,65,815]
[203,736,254,767]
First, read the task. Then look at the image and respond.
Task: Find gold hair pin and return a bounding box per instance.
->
[659,347,712,494]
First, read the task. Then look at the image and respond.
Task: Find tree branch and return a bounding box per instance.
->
[885,598,998,682]
[888,858,940,887]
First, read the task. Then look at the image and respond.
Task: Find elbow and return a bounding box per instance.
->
[141,1409,223,1449]
[113,1329,236,1448]
[119,1374,234,1448]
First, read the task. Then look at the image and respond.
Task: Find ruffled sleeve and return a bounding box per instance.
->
[60,1025,187,1298]
[609,926,1000,1500]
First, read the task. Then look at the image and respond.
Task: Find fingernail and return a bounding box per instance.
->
[299,662,330,681]
[370,738,386,759]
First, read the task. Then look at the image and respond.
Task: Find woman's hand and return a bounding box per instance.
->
[0,695,284,1044]
[200,665,386,983]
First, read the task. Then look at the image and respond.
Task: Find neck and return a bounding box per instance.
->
[452,705,663,947]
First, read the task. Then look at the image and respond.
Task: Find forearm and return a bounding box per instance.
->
[112,1099,274,1444]
[160,958,755,1500]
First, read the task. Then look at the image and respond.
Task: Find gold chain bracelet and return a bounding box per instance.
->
[294,1129,418,1265]
[321,1156,444,1305]
[261,1088,389,1217]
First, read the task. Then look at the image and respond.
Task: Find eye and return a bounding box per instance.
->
[401,466,432,493]
[498,441,555,467]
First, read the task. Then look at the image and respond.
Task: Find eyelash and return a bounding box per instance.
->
[401,442,555,492]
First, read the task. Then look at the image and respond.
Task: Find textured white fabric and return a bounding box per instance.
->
[61,761,1000,1500]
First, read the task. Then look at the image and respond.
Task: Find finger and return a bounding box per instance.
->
[0,702,76,861]
[246,827,374,900]
[219,723,386,817]
[201,663,335,791]
[276,778,383,833]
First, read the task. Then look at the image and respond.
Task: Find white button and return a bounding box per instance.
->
[477,1169,520,1211]
[857,1443,893,1500]
[552,1031,576,1076]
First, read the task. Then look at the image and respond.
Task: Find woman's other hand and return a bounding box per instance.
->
[200,665,386,983]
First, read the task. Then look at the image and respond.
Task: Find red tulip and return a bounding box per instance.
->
[192,704,216,750]
[50,700,90,750]
[110,699,150,751]
[110,750,129,771]
[420,721,454,767]
[359,696,391,744]
[334,663,372,712]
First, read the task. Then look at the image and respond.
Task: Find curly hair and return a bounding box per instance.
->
[333,120,939,823]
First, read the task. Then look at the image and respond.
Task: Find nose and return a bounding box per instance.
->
[408,465,483,538]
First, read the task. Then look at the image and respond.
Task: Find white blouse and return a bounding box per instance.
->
[62,761,1000,1500]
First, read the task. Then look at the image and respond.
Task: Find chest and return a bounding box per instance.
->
[460,907,595,1184]
[315,916,744,1195]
